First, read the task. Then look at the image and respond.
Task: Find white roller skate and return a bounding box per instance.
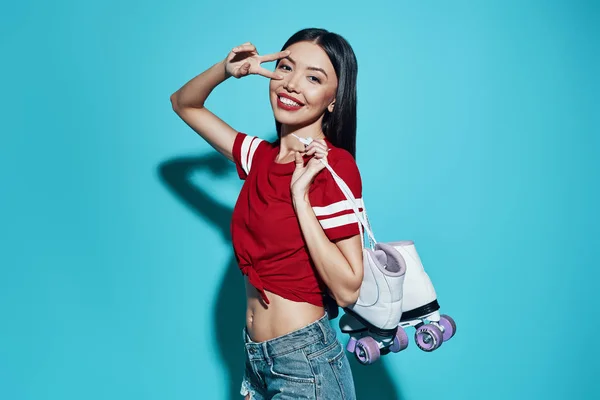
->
[338,242,408,365]
[314,161,409,365]
[314,148,455,363]
[391,241,457,352]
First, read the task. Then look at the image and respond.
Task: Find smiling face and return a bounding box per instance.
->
[269,41,338,130]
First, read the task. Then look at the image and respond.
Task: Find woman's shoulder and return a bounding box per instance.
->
[311,142,363,199]
[313,141,362,193]
[233,132,276,179]
[326,143,360,173]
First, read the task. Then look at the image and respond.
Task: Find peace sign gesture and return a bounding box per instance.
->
[224,42,290,80]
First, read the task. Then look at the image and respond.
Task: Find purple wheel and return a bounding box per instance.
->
[354,336,380,364]
[438,315,457,341]
[415,324,443,352]
[389,328,409,353]
[346,337,357,353]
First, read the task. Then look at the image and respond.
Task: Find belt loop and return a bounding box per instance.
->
[317,316,329,344]
[262,342,271,365]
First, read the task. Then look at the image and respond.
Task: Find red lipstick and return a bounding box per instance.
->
[277,93,304,111]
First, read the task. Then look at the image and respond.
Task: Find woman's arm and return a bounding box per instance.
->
[170,60,237,160]
[291,147,364,307]
[170,43,288,161]
[293,197,364,307]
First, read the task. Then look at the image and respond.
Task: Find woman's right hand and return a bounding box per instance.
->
[224,42,290,80]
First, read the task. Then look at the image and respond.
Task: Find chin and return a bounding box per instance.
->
[272,109,302,126]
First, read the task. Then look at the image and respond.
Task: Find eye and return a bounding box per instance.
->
[308,76,321,83]
[278,64,292,71]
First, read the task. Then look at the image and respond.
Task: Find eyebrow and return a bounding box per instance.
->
[285,55,328,78]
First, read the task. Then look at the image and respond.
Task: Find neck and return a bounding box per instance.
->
[276,124,326,162]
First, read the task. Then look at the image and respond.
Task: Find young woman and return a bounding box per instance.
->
[171,28,363,400]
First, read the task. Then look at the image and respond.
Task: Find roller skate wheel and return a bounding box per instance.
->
[346,337,357,353]
[415,324,443,352]
[438,315,456,341]
[389,328,409,353]
[355,337,380,365]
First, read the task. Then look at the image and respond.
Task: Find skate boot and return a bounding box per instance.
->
[339,242,409,365]
[391,241,457,352]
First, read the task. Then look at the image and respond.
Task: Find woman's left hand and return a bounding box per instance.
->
[290,139,329,201]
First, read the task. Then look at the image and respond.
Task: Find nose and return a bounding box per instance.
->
[283,71,301,93]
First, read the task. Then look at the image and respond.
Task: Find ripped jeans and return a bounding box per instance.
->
[240,313,356,399]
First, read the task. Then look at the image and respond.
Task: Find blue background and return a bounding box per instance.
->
[1,0,598,399]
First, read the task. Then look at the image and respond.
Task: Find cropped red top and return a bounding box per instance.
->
[230,132,363,306]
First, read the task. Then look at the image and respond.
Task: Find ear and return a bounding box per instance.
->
[328,99,336,113]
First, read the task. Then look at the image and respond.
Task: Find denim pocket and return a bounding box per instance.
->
[269,349,316,384]
[327,344,356,400]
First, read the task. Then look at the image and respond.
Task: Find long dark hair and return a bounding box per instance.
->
[275,28,358,159]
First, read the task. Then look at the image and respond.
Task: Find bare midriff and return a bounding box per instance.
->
[245,278,326,343]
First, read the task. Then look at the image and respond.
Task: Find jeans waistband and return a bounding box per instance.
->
[243,313,333,361]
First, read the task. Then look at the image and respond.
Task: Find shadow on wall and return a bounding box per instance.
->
[158,149,404,400]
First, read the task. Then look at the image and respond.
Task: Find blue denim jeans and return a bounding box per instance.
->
[240,313,357,399]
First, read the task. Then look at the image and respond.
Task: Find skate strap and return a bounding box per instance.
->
[291,134,377,248]
[321,161,377,248]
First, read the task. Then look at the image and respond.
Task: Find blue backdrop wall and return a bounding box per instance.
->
[1,0,598,399]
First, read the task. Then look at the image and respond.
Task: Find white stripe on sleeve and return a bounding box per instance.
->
[318,212,366,230]
[247,138,263,172]
[239,136,254,174]
[312,198,363,217]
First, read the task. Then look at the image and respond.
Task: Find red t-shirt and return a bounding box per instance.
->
[231,132,363,306]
